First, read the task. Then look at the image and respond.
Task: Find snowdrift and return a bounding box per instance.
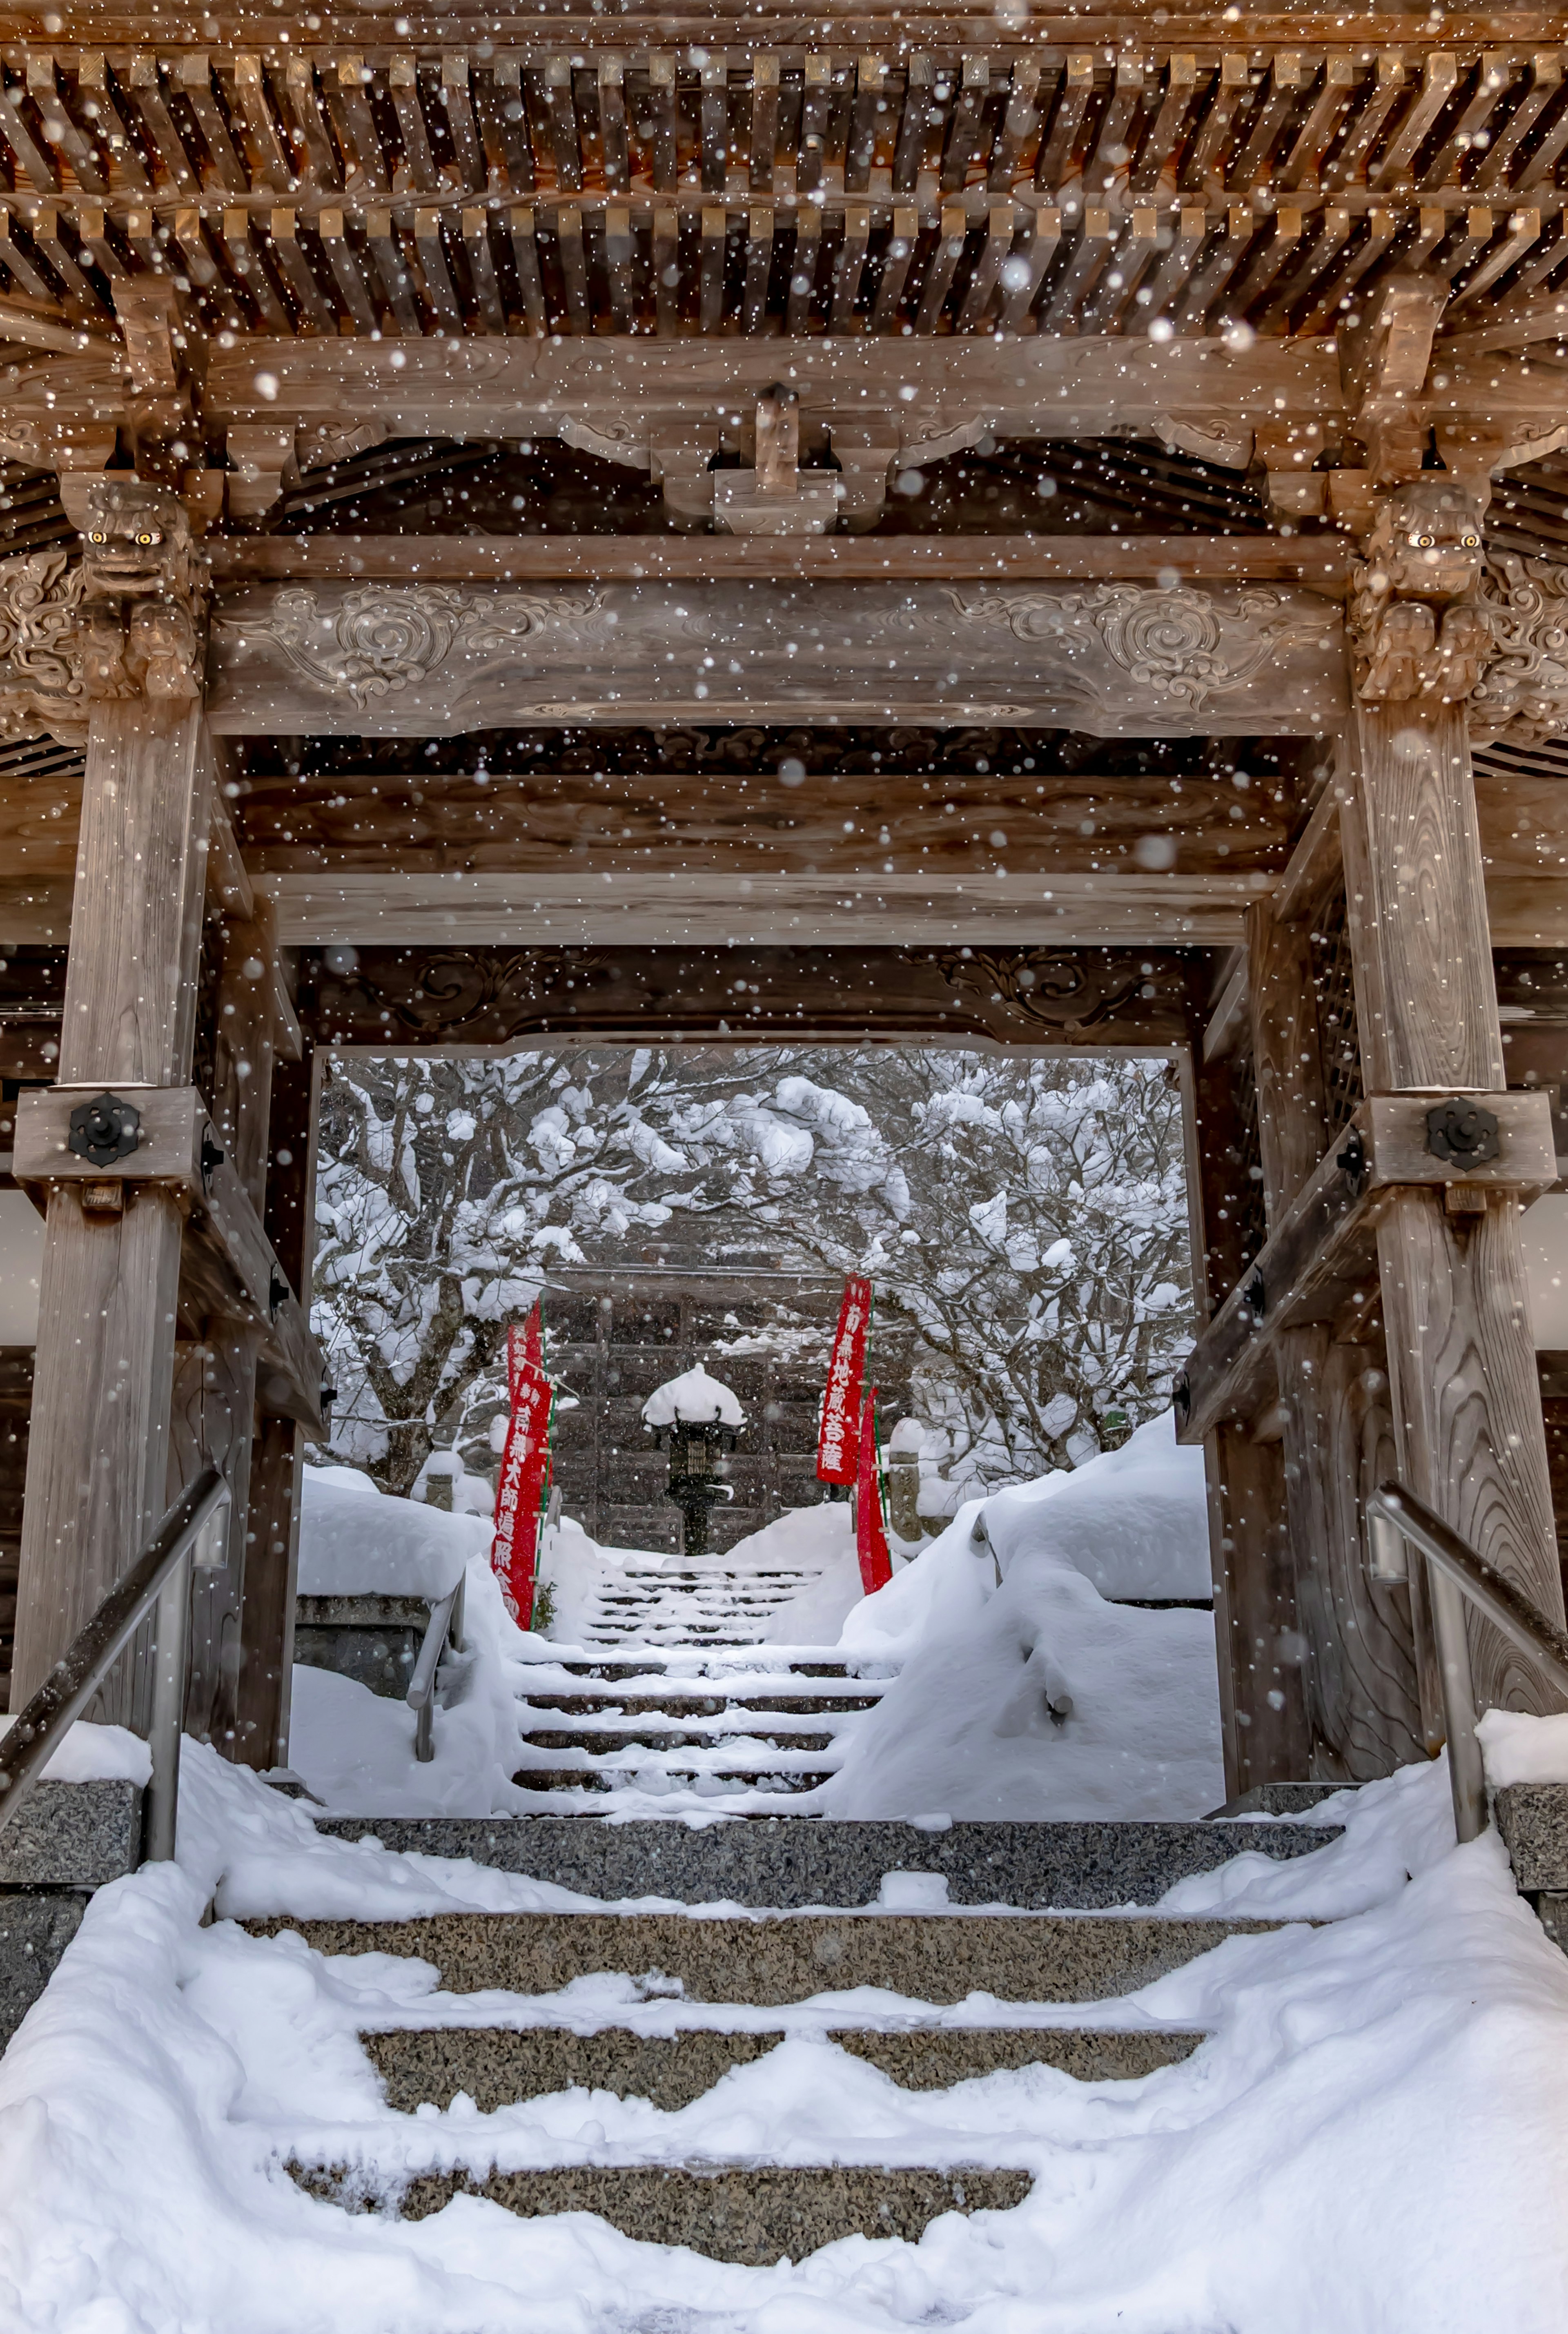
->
[824,1412,1225,1820]
[296,1464,488,1599]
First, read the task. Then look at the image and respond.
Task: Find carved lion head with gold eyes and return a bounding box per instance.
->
[79,478,195,605]
[1361,479,1486,603]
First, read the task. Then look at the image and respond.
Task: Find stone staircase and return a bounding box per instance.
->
[256,1812,1335,2263]
[507,1649,895,1811]
[577,1559,833,1646]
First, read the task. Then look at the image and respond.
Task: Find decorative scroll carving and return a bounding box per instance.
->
[935,949,1157,1033]
[1347,480,1488,705]
[0,548,86,742]
[317,949,609,1041]
[950,582,1330,715]
[1470,555,1568,744]
[80,478,205,703]
[217,583,598,708]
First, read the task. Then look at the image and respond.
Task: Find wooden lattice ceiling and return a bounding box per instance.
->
[2,38,1568,346]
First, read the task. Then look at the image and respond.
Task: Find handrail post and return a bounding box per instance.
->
[1428,1568,1488,1845]
[1365,1479,1568,1847]
[145,1550,194,1862]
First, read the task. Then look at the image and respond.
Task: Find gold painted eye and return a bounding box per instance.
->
[1462,533,1480,547]
[1417,534,1434,548]
[87,529,105,542]
[134,529,159,545]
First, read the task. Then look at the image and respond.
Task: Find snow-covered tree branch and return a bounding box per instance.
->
[312,1047,1193,1500]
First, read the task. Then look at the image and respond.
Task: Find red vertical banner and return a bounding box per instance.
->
[856,1386,892,1593]
[492,1360,553,1626]
[817,1274,872,1485]
[507,1299,543,1404]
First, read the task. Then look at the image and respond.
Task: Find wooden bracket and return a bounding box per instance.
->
[1339,270,1448,441]
[12,1083,324,1434]
[1178,1089,1555,1441]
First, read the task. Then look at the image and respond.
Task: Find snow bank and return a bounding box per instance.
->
[824,1412,1222,1820]
[0,1716,151,1784]
[297,1464,490,1598]
[1,1747,1566,2331]
[1479,1708,1568,1789]
[288,1555,546,1818]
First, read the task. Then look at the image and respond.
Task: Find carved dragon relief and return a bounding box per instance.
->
[215,582,602,708]
[948,582,1335,715]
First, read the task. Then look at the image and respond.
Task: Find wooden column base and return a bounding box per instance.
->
[1276,1328,1426,1778]
[1204,1416,1311,1795]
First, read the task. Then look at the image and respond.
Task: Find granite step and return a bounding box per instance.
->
[309,1813,1340,1907]
[247,1909,1277,2002]
[296,2160,1033,2263]
[517,1691,886,1717]
[518,1726,840,1753]
[512,1765,835,1795]
[548,1658,880,1679]
[363,2022,1205,2113]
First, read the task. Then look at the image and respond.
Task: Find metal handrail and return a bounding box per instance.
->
[1366,1481,1568,1844]
[408,1574,466,1763]
[0,1466,229,1860]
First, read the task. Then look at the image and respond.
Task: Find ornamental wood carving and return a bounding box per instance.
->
[1471,557,1568,745]
[949,582,1334,717]
[207,577,1347,737]
[0,549,86,743]
[79,480,205,706]
[935,948,1167,1033]
[218,583,597,710]
[1347,482,1489,707]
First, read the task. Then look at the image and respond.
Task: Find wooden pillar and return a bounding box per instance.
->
[11,701,212,1726]
[177,898,292,1752]
[1182,1037,1309,1793]
[234,1032,314,1768]
[1249,894,1425,1777]
[1343,699,1567,1716]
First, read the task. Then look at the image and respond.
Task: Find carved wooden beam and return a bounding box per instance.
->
[207,535,1352,586]
[205,574,1346,736]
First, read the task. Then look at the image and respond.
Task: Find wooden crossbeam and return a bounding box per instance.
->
[1178,1092,1557,1442]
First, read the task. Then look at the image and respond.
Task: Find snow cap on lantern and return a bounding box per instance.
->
[641,1363,746,1431]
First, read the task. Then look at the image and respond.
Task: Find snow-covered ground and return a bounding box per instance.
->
[1,1737,1566,2329]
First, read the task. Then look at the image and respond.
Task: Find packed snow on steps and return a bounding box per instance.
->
[285,1415,1227,1822]
[4,1732,1568,2330]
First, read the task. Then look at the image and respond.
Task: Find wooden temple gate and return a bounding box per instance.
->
[0,2,1567,1794]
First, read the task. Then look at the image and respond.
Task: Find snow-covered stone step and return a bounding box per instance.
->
[249,1909,1280,2002]
[512,1765,835,1797]
[307,1814,1342,1906]
[519,1724,839,1752]
[362,2022,1204,2111]
[542,1654,887,1678]
[519,1689,887,1716]
[297,2160,1033,2262]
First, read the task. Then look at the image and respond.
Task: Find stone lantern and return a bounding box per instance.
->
[641,1364,746,1558]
